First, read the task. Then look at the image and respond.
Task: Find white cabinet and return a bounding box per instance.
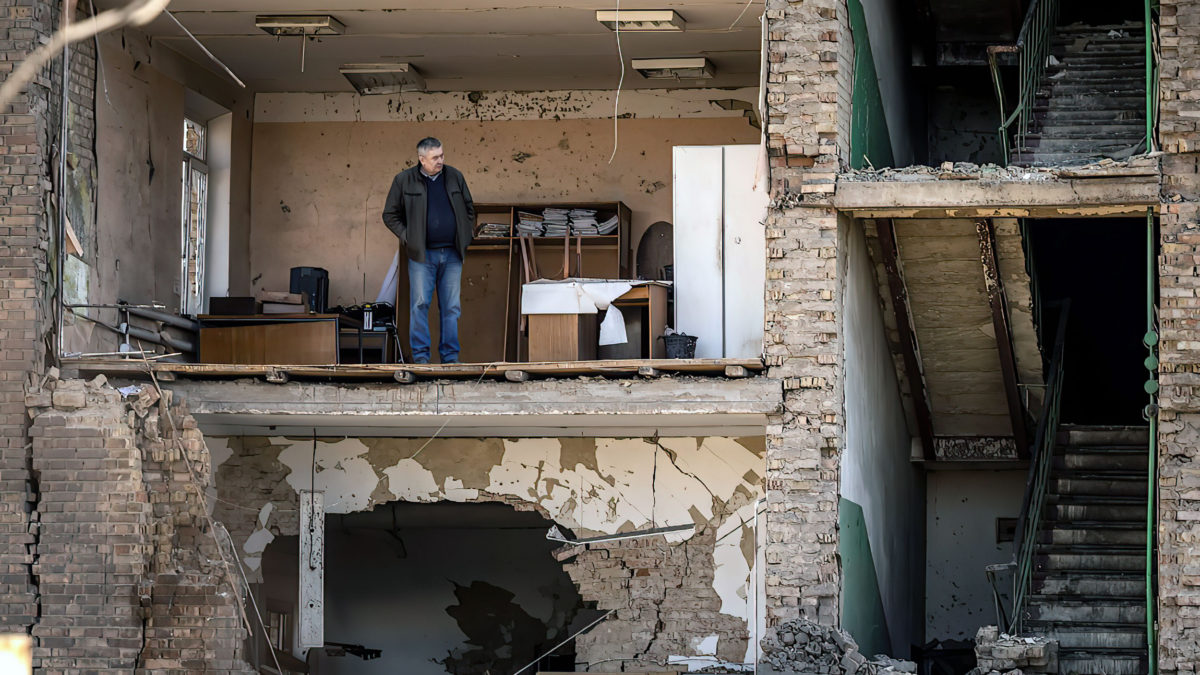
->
[672,145,768,359]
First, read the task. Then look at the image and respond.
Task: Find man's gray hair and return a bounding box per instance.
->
[416,137,442,155]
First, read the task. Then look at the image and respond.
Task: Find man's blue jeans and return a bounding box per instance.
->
[408,248,462,363]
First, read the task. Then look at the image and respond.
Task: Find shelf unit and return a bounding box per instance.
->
[393,201,632,363]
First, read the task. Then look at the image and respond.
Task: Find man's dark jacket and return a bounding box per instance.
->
[382,165,475,263]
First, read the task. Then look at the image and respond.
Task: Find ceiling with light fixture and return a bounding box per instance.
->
[94,0,763,93]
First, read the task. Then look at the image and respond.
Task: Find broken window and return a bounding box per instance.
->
[181,117,208,316]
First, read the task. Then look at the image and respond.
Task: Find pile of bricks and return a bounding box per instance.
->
[970,626,1058,674]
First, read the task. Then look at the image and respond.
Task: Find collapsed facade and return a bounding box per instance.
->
[0,0,1197,673]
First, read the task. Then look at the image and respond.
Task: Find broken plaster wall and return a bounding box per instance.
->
[70,26,255,354]
[260,505,590,675]
[210,434,766,671]
[1156,1,1200,672]
[249,91,759,308]
[23,377,252,672]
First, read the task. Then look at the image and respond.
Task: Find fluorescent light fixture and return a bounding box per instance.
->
[633,57,715,79]
[595,9,685,31]
[339,63,426,95]
[256,15,345,36]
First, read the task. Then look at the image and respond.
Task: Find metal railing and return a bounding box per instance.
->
[1009,302,1069,634]
[1143,207,1159,675]
[988,0,1062,163]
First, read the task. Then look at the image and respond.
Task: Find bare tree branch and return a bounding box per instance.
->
[0,0,171,112]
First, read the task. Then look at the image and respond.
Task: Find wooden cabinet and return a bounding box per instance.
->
[393,201,632,363]
[198,314,343,364]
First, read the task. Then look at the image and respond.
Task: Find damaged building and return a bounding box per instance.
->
[0,0,1197,673]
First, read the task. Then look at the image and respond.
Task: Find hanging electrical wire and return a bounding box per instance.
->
[608,0,625,164]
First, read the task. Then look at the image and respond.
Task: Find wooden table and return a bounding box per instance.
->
[525,282,669,362]
[611,283,669,359]
[198,314,357,365]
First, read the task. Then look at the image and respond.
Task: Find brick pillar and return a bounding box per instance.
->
[762,0,847,629]
[28,380,149,671]
[0,0,59,634]
[1156,1,1200,672]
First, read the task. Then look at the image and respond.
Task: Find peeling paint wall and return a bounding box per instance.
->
[78,27,254,353]
[211,435,765,669]
[249,111,757,306]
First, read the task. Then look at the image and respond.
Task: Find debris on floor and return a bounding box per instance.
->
[759,619,918,674]
[838,153,1160,183]
[970,626,1058,674]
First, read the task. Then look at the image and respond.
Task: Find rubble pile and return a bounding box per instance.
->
[760,619,918,675]
[839,153,1160,183]
[969,626,1058,674]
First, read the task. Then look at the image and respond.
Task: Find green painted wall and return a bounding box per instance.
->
[847,0,895,170]
[839,497,892,657]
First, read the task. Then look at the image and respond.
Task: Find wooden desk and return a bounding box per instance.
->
[525,282,668,361]
[198,314,352,365]
[611,284,669,359]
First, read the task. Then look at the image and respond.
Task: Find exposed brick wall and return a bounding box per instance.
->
[1157,152,1200,675]
[0,0,60,638]
[1157,2,1200,672]
[763,0,847,631]
[567,532,751,668]
[25,376,253,673]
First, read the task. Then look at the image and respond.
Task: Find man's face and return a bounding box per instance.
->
[419,146,444,175]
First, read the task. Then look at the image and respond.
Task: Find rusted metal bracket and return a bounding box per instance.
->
[878,219,936,461]
[976,218,1030,458]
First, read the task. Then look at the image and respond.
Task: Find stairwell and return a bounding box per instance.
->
[1011,22,1148,166]
[1022,425,1150,675]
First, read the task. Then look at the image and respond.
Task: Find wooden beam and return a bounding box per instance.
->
[878,219,937,461]
[976,219,1030,459]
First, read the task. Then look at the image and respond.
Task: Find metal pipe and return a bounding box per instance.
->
[127,306,199,332]
[65,302,166,310]
[163,10,246,88]
[55,0,71,363]
[157,330,195,354]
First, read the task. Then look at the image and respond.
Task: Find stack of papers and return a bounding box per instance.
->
[542,208,570,236]
[514,209,620,237]
[569,208,599,235]
[517,211,544,236]
[476,222,511,238]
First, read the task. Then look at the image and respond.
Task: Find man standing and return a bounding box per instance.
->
[382,137,476,364]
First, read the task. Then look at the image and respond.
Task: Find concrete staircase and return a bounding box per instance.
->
[1010,22,1147,166]
[1022,425,1150,675]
